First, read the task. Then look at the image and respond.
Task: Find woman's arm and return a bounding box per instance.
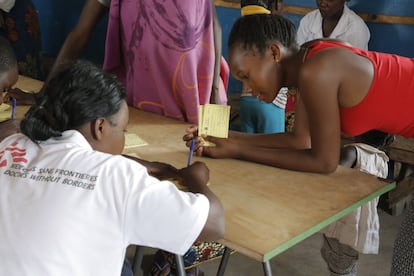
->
[191,53,344,173]
[48,0,108,80]
[178,162,225,242]
[211,2,222,104]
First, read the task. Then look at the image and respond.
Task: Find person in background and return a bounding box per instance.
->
[268,0,284,16]
[0,35,19,140]
[0,0,43,80]
[237,0,287,134]
[321,130,393,276]
[0,59,225,276]
[50,0,227,125]
[103,0,227,124]
[296,0,370,50]
[183,14,414,274]
[391,198,414,275]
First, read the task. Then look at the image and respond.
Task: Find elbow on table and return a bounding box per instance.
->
[314,159,338,174]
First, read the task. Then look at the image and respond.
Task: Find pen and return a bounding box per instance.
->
[11,98,16,120]
[187,139,195,167]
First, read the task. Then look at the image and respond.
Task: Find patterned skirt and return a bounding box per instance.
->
[390,199,414,275]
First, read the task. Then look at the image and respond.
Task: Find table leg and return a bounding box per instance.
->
[175,254,186,276]
[132,245,144,276]
[216,246,232,276]
[262,261,273,276]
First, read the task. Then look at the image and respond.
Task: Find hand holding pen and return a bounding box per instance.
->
[187,139,195,167]
[11,98,16,120]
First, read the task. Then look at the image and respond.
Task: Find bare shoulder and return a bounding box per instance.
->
[302,46,371,80]
[299,47,374,107]
[299,48,347,88]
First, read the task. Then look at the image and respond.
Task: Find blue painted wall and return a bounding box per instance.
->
[32,0,108,64]
[31,1,414,92]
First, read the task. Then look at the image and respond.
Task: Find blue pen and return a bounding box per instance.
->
[11,98,16,120]
[187,139,195,167]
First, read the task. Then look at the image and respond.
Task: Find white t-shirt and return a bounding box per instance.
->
[0,131,209,276]
[97,0,110,8]
[0,0,15,12]
[296,5,370,50]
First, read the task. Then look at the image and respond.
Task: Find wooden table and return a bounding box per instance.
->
[124,108,395,275]
[13,77,395,275]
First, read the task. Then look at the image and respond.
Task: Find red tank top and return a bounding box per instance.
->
[305,40,414,138]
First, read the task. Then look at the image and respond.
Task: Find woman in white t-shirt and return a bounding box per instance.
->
[0,60,224,276]
[296,0,370,50]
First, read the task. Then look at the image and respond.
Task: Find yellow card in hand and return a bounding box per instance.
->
[198,104,231,146]
[0,103,12,122]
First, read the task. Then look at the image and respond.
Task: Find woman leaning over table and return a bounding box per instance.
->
[183,14,414,274]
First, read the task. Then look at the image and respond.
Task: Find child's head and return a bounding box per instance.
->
[21,60,128,154]
[316,0,348,19]
[228,14,296,102]
[0,36,18,101]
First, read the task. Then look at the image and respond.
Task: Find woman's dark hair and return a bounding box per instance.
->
[21,60,126,142]
[0,36,17,75]
[228,13,297,55]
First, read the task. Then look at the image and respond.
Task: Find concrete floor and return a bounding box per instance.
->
[131,209,404,276]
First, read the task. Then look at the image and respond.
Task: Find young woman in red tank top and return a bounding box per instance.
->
[183,13,414,174]
[183,14,414,274]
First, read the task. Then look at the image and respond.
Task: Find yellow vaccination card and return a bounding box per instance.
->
[198,104,230,146]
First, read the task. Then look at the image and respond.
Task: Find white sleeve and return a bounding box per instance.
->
[124,171,210,255]
[296,19,309,47]
[96,0,110,8]
[272,87,288,109]
[0,0,15,12]
[341,22,370,50]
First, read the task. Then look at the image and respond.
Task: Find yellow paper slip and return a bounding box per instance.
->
[124,133,148,149]
[198,103,230,140]
[0,103,12,122]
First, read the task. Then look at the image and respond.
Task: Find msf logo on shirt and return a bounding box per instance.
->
[0,141,28,168]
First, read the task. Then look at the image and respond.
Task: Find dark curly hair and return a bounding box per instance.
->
[21,60,126,142]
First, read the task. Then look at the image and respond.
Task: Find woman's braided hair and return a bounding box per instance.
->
[228,13,297,56]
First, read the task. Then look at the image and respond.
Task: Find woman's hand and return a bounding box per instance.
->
[183,125,239,159]
[4,88,36,105]
[183,125,204,155]
[199,135,239,159]
[177,161,209,192]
